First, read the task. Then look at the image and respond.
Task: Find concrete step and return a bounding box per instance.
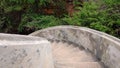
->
[51,41,104,68]
[55,62,103,68]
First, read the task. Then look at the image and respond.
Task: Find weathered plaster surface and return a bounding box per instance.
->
[0,33,54,68]
[30,26,120,68]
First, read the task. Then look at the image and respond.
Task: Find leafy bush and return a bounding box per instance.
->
[0,0,67,33]
[62,15,81,26]
[18,14,65,33]
[0,0,120,38]
[63,0,120,38]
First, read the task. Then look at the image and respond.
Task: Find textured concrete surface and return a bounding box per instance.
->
[0,33,54,68]
[51,41,104,68]
[30,26,120,68]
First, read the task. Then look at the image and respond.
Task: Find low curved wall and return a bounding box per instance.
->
[0,33,54,68]
[30,26,120,68]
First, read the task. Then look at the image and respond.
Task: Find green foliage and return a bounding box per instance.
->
[0,0,120,38]
[18,14,64,32]
[73,0,82,6]
[90,22,111,32]
[62,15,81,26]
[0,0,53,13]
[103,0,120,6]
[0,0,67,33]
[25,16,62,29]
[39,0,53,6]
[63,1,120,38]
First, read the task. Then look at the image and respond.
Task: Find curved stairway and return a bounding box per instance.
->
[51,41,104,68]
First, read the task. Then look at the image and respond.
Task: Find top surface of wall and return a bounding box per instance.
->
[30,25,120,44]
[0,33,54,68]
[0,33,46,45]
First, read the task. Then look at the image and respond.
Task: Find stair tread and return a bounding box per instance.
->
[55,62,103,68]
[51,41,104,68]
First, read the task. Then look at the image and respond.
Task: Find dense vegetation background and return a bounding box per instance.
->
[0,0,120,38]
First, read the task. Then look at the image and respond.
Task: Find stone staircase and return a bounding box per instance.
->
[51,41,104,68]
[1,26,120,68]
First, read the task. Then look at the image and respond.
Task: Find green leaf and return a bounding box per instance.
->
[28,0,35,4]
[14,6,22,11]
[4,7,13,13]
